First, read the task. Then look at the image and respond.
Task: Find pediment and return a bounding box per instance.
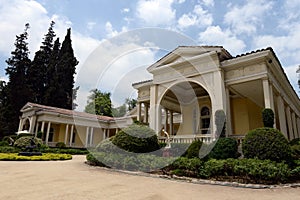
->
[147,46,231,73]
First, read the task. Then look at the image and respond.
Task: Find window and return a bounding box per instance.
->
[200,106,210,134]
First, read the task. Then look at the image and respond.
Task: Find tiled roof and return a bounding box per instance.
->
[24,102,114,121]
[232,47,273,59]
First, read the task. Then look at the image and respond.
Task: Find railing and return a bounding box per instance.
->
[158,134,215,144]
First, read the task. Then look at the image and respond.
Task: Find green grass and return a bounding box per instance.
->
[0,153,72,161]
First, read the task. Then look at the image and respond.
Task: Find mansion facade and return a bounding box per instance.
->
[18,46,300,148]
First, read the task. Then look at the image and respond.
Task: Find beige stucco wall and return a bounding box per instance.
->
[231,97,263,135]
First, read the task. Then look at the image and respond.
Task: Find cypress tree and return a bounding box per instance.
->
[5,23,32,134]
[28,21,56,104]
[56,28,78,109]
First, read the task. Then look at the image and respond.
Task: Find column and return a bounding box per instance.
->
[41,121,45,133]
[225,88,232,136]
[137,102,142,122]
[29,117,35,134]
[69,125,74,146]
[34,123,39,137]
[103,129,107,140]
[297,118,300,138]
[145,103,149,124]
[45,122,51,145]
[156,106,162,135]
[85,127,90,147]
[107,129,110,138]
[149,85,158,132]
[164,108,168,132]
[262,79,272,108]
[277,96,287,138]
[90,127,94,146]
[18,118,23,132]
[64,124,69,145]
[169,110,174,135]
[292,112,297,139]
[286,106,294,140]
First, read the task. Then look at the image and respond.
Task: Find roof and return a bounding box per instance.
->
[22,102,114,121]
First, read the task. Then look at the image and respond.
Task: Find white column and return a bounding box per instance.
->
[225,88,232,136]
[107,129,110,138]
[169,110,173,135]
[164,108,168,132]
[262,79,272,108]
[277,96,287,138]
[292,112,297,139]
[85,127,90,147]
[69,125,74,146]
[149,85,158,132]
[145,104,149,124]
[297,117,300,138]
[103,129,107,140]
[156,106,162,135]
[286,106,294,140]
[41,121,45,133]
[137,102,142,122]
[45,122,51,145]
[18,118,23,132]
[90,127,94,146]
[64,124,69,145]
[34,123,39,137]
[29,117,35,134]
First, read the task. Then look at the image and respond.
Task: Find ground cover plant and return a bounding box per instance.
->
[0,153,72,161]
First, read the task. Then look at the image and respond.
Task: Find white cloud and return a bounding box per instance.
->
[198,26,246,55]
[87,22,96,30]
[201,0,214,7]
[224,0,273,35]
[121,8,130,13]
[136,0,176,26]
[177,4,212,29]
[284,64,300,95]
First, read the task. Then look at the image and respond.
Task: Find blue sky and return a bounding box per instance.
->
[0,0,299,110]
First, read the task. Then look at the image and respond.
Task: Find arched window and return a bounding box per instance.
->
[200,106,210,134]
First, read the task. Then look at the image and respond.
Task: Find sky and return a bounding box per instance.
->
[0,0,300,111]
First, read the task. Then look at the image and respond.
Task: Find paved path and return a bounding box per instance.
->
[0,155,299,200]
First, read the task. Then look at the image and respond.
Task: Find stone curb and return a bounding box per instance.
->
[86,163,300,189]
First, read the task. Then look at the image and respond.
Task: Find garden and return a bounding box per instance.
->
[86,109,300,185]
[0,133,88,161]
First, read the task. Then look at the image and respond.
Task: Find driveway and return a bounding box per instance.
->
[0,155,299,200]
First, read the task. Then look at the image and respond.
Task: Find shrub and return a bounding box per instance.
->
[262,108,274,128]
[0,146,19,153]
[96,138,119,153]
[289,138,300,146]
[55,142,66,149]
[242,128,292,162]
[208,138,240,160]
[291,145,300,160]
[16,133,33,139]
[200,158,290,184]
[168,157,204,177]
[14,136,43,151]
[0,141,9,146]
[0,153,72,161]
[184,140,203,158]
[112,124,160,153]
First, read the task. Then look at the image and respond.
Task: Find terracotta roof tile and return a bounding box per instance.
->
[25,102,114,121]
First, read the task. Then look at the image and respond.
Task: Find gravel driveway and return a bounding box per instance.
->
[0,155,299,200]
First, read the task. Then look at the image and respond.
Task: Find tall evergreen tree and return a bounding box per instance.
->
[28,21,56,104]
[55,28,78,109]
[85,89,113,117]
[0,81,9,138]
[5,23,32,134]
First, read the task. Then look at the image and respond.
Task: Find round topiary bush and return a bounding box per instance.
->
[14,136,43,150]
[242,128,292,162]
[262,108,274,128]
[184,140,203,158]
[208,137,240,159]
[112,124,160,153]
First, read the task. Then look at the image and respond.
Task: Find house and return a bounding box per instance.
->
[18,46,300,148]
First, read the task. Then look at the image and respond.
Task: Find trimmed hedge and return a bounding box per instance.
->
[112,124,160,153]
[0,153,72,161]
[87,152,175,172]
[14,136,43,150]
[207,138,240,160]
[242,128,292,162]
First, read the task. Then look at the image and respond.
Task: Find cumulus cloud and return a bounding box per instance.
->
[178,4,212,29]
[199,26,246,55]
[136,0,176,26]
[224,0,273,35]
[201,0,214,7]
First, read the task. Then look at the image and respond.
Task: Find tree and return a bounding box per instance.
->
[125,98,137,111]
[55,28,78,109]
[85,89,112,117]
[112,104,127,117]
[28,21,56,104]
[5,23,32,135]
[0,81,9,138]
